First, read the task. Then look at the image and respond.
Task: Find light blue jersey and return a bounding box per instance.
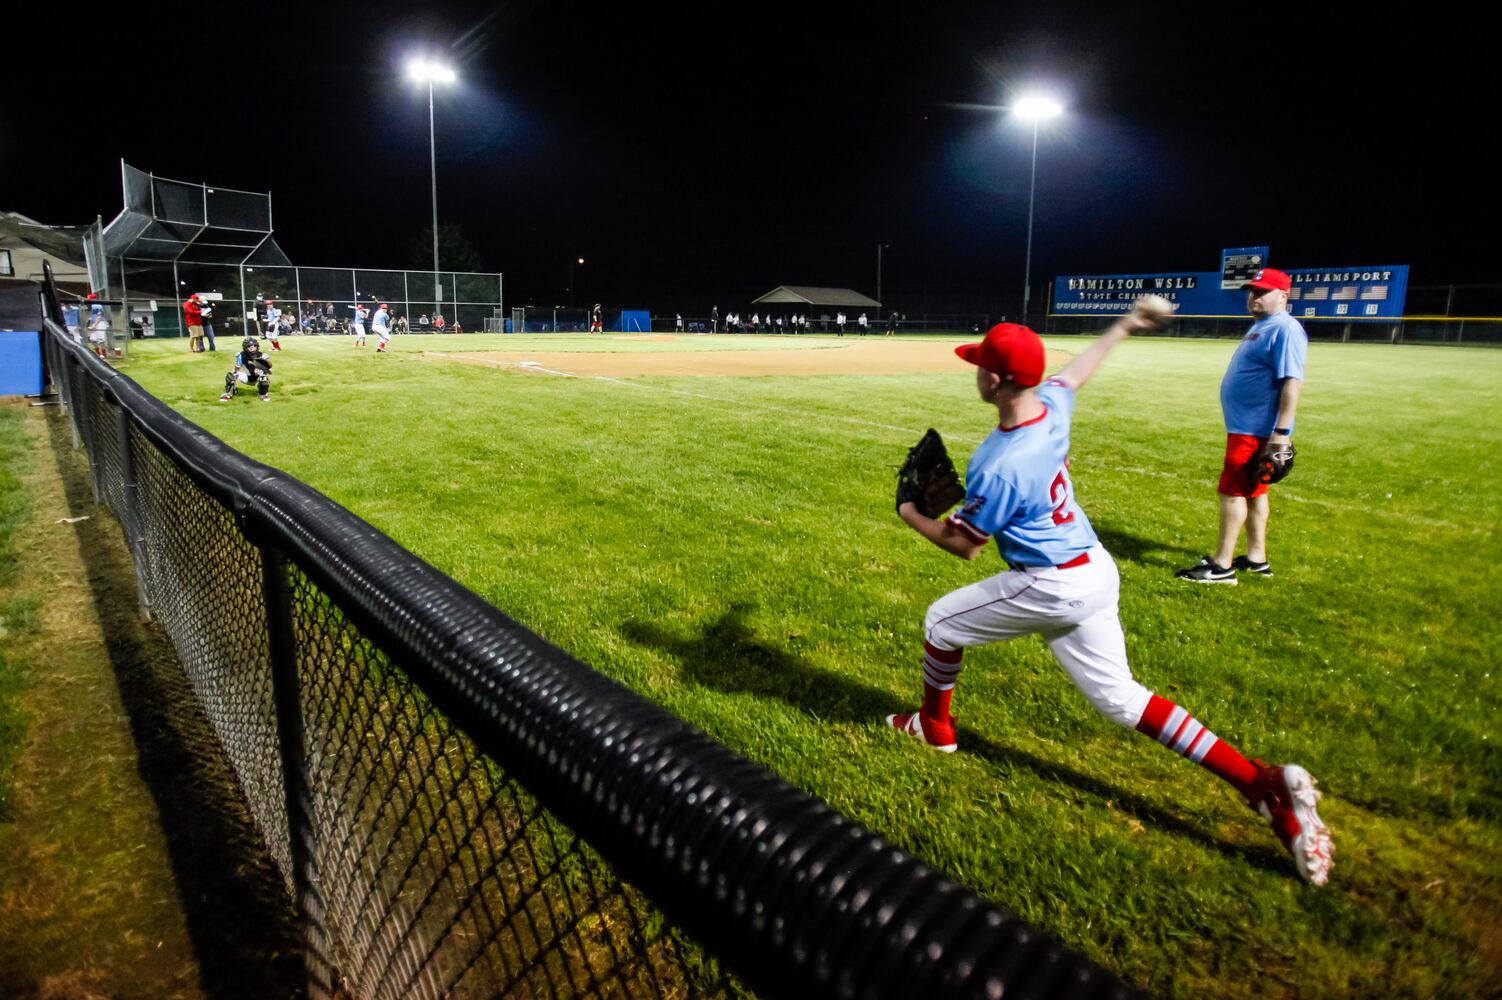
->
[371,306,389,331]
[1220,311,1307,435]
[351,305,368,324]
[948,376,1097,567]
[265,304,281,326]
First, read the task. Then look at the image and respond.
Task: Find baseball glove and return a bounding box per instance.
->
[896,429,967,517]
[1255,439,1296,485]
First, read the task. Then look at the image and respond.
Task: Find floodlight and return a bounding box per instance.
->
[1012,95,1064,121]
[407,60,457,84]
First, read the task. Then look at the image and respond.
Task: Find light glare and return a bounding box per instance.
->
[1013,96,1064,121]
[407,59,457,84]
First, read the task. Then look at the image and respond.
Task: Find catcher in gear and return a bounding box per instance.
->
[1176,268,1307,584]
[220,336,273,402]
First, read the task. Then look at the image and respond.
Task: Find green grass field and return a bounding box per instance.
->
[119,332,1502,998]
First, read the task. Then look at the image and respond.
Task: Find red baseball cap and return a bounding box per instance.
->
[1242,268,1291,292]
[954,323,1046,387]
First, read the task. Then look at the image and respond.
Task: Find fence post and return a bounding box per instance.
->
[260,546,331,999]
[115,407,153,621]
[75,363,102,504]
[63,355,82,450]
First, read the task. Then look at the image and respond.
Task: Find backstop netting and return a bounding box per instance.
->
[39,260,1131,1000]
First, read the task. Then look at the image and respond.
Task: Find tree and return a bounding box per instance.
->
[408,223,484,274]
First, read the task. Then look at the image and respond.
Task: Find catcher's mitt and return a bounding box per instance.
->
[896,428,967,517]
[1254,439,1296,485]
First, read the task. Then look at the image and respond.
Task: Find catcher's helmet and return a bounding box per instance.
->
[242,336,260,352]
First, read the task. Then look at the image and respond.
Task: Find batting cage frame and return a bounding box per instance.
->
[95,162,504,340]
[38,261,1132,999]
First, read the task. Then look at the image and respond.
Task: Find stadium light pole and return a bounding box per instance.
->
[408,58,457,319]
[1011,95,1063,324]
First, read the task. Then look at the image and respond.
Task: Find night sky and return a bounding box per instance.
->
[7,1,1493,316]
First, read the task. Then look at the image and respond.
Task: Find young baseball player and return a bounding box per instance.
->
[887,304,1333,885]
[350,303,368,347]
[85,293,110,358]
[372,302,391,352]
[220,336,272,402]
[262,299,283,351]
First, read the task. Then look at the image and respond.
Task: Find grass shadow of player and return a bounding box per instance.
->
[619,603,1288,876]
[1089,521,1202,569]
[45,410,303,1000]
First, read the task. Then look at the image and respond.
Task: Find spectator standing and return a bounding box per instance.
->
[182,293,206,353]
[1175,268,1308,584]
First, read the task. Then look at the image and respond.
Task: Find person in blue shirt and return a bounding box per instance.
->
[350,303,368,347]
[887,305,1332,885]
[1177,268,1308,583]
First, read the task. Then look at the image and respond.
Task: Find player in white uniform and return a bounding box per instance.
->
[85,293,110,357]
[858,311,869,334]
[886,305,1333,885]
[262,299,283,351]
[350,303,368,347]
[372,303,392,352]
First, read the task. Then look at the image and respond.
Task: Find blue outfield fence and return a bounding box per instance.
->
[36,261,1135,999]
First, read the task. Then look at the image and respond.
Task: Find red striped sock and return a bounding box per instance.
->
[921,642,963,721]
[1135,694,1258,796]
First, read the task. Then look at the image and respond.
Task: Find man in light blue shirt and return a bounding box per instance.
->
[1177,268,1307,584]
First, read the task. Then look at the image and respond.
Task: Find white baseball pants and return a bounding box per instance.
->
[923,544,1152,728]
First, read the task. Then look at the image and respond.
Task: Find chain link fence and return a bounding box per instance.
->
[112,262,504,342]
[39,260,1132,1000]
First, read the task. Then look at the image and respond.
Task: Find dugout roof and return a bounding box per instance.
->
[101,161,292,267]
[0,212,89,266]
[752,285,881,308]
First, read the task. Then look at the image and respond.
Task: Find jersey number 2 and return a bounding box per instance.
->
[1049,470,1075,525]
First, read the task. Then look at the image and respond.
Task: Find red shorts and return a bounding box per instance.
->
[1218,433,1269,498]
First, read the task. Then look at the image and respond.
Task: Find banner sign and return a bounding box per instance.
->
[1052,247,1409,321]
[1283,266,1409,320]
[1051,271,1225,316]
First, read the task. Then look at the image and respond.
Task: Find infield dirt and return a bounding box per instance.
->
[433,337,1073,378]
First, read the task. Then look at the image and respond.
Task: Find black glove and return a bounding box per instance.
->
[896,429,967,518]
[1255,440,1295,485]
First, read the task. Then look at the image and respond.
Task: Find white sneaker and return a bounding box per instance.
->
[1251,762,1333,885]
[884,711,958,753]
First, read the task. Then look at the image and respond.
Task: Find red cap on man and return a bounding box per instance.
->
[1242,268,1291,293]
[954,323,1046,387]
[86,292,98,300]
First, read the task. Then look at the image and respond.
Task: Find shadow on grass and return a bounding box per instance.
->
[45,410,303,1000]
[1089,521,1202,569]
[621,603,1289,877]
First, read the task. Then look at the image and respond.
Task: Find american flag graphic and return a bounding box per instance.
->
[1332,286,1358,301]
[1304,286,1330,301]
[1287,287,1302,300]
[1360,285,1389,300]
